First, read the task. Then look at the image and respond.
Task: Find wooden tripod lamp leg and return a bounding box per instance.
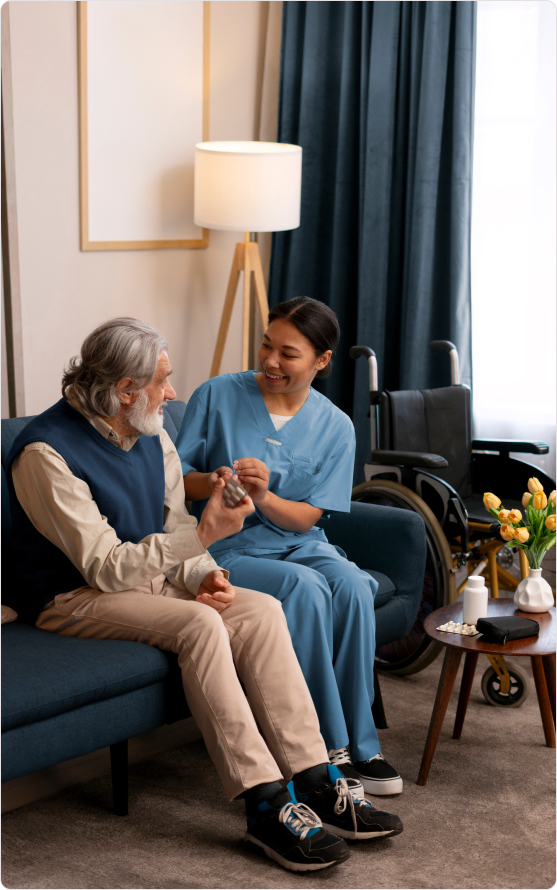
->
[210,237,271,379]
[210,243,243,379]
[242,232,251,372]
[250,241,270,325]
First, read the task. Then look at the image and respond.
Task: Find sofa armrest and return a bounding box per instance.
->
[318,501,426,594]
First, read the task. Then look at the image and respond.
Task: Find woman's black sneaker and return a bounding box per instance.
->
[352,753,403,795]
[294,764,404,841]
[245,782,351,872]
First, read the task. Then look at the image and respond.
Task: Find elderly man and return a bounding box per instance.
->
[6,318,402,873]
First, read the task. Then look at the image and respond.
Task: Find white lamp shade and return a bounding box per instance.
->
[194,141,302,232]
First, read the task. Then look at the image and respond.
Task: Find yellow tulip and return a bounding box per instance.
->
[514,527,529,543]
[498,509,511,524]
[546,515,556,532]
[528,477,544,494]
[549,491,556,506]
[522,492,533,508]
[483,492,501,511]
[507,509,522,524]
[532,491,548,510]
[500,525,515,541]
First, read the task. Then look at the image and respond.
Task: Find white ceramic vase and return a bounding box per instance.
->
[513,568,554,613]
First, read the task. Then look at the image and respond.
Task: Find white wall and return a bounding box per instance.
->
[4,0,269,416]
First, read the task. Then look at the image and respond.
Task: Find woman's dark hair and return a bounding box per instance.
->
[267,297,340,379]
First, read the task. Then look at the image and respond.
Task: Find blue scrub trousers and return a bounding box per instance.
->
[217,539,380,762]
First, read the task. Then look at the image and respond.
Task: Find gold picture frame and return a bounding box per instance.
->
[77,0,210,251]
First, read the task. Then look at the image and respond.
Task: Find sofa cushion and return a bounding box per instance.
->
[1,623,170,732]
[363,569,397,609]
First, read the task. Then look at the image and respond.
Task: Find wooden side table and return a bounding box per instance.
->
[417,599,555,786]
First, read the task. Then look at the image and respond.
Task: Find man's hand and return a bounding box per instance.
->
[196,570,236,612]
[233,458,270,505]
[208,466,234,491]
[196,477,254,550]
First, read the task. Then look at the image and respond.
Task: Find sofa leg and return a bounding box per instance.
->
[110,739,128,816]
[372,671,388,729]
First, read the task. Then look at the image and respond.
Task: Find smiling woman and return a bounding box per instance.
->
[175,297,405,797]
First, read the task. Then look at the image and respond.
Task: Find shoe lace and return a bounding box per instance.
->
[279,802,322,840]
[360,752,385,765]
[328,746,352,766]
[332,777,366,840]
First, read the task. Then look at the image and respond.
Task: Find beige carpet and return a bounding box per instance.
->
[2,654,555,890]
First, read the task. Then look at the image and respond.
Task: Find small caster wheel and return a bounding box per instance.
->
[481,663,530,708]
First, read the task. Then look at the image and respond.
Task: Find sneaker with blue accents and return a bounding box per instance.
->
[245,782,351,872]
[294,764,404,841]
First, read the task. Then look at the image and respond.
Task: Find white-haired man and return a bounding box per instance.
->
[6,318,402,873]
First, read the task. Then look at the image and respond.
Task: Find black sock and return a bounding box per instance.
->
[243,780,284,807]
[293,762,330,793]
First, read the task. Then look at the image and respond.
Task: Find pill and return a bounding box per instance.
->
[448,621,454,626]
[462,624,468,628]
[455,622,461,627]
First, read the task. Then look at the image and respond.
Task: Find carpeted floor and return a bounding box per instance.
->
[2,654,555,890]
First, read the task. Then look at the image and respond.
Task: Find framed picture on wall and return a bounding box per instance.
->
[78,0,210,250]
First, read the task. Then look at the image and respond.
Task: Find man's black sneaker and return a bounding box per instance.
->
[352,753,403,795]
[294,764,404,841]
[328,747,364,796]
[245,782,351,872]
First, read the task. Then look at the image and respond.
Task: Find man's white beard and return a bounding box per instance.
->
[126,389,164,437]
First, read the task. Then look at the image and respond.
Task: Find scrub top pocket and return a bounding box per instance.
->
[282,459,322,501]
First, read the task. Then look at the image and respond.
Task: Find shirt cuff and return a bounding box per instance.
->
[185,557,230,596]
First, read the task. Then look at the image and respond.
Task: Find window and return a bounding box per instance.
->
[471,0,556,478]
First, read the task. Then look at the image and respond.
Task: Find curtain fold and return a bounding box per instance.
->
[269,1,476,482]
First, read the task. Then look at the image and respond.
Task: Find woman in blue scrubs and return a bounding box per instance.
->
[175,297,402,796]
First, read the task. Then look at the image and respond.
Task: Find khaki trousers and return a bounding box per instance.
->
[36,576,327,800]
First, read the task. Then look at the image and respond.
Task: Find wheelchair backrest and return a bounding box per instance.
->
[379,385,473,498]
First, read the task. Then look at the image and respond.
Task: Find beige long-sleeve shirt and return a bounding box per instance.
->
[11,403,222,596]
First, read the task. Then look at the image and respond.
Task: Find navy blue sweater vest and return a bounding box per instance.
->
[6,399,165,623]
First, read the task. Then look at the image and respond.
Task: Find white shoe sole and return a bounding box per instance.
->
[245,833,346,872]
[321,822,402,840]
[358,775,403,795]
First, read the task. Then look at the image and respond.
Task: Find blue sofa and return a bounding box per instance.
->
[1,399,426,813]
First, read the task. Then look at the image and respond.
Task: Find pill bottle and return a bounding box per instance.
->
[462,576,488,626]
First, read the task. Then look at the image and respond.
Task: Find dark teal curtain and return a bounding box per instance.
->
[269,1,476,482]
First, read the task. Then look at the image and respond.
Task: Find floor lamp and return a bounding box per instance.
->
[194,141,302,377]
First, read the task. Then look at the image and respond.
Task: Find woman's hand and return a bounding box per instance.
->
[208,466,234,491]
[184,468,233,500]
[233,458,270,505]
[196,570,236,612]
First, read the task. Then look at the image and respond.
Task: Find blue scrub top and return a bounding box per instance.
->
[175,371,356,556]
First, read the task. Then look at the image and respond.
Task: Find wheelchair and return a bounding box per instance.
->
[350,341,555,707]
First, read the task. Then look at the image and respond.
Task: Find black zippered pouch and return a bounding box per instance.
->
[476,616,540,645]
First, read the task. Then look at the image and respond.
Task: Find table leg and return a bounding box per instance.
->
[531,656,556,748]
[417,647,462,786]
[542,653,556,726]
[452,651,479,740]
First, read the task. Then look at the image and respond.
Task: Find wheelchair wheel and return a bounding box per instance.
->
[481,663,530,708]
[352,479,456,676]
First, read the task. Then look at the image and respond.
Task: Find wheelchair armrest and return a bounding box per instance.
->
[371,449,449,469]
[472,439,549,455]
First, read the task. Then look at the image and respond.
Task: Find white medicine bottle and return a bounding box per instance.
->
[463,575,488,625]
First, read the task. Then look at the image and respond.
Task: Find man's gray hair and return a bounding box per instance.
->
[61,317,169,418]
